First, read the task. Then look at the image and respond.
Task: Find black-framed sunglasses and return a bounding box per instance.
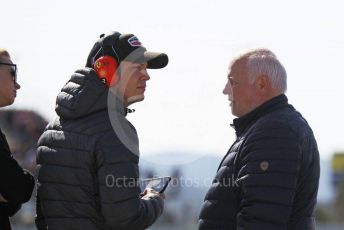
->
[0,62,17,83]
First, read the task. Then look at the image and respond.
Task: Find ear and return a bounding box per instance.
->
[256,75,269,90]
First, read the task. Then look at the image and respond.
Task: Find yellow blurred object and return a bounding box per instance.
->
[332,153,344,172]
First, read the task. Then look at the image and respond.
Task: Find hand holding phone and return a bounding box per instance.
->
[142,176,172,193]
[141,187,165,200]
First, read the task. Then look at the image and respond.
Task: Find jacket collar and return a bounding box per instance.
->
[108,92,132,117]
[231,94,289,136]
[0,128,11,153]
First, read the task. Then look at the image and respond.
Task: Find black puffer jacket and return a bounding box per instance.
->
[0,131,35,230]
[199,94,320,230]
[36,68,163,230]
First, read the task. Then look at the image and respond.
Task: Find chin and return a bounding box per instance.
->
[231,109,240,118]
[0,100,15,108]
[127,94,145,105]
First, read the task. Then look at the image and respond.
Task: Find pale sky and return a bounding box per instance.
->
[1,0,344,161]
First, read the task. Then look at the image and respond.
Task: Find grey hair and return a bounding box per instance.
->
[234,48,287,93]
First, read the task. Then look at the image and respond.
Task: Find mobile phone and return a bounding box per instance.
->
[142,176,172,193]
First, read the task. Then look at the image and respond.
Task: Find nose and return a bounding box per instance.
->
[142,71,150,81]
[15,82,21,90]
[223,81,230,95]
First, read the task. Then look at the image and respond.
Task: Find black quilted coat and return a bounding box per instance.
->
[36,68,163,230]
[199,94,320,230]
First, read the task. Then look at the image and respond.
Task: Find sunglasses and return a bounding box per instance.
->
[0,62,17,83]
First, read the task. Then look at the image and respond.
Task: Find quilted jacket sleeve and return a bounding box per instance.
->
[236,124,301,230]
[96,131,163,230]
[0,138,35,204]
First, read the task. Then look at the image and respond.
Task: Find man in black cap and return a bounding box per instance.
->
[35,32,168,230]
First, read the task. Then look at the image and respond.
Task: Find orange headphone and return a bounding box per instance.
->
[94,55,119,87]
[93,32,121,87]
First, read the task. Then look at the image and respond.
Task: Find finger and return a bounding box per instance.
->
[142,189,148,196]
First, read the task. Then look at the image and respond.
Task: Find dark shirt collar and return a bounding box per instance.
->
[231,94,289,136]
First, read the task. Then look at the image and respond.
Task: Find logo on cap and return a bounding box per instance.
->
[128,36,142,47]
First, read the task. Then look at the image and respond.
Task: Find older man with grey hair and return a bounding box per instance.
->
[199,48,320,230]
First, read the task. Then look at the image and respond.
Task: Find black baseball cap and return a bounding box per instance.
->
[86,31,168,69]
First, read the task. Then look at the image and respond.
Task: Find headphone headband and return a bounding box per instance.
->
[92,32,122,87]
[94,31,121,64]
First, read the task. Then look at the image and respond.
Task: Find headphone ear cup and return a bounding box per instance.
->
[93,56,119,87]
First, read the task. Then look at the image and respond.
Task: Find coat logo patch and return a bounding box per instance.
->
[260,161,269,171]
